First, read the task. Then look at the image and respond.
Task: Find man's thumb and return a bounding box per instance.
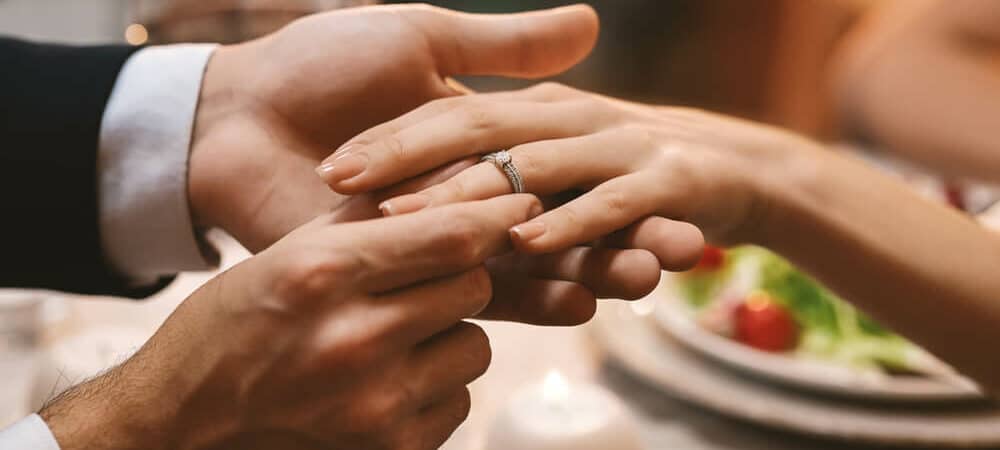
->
[409,4,599,78]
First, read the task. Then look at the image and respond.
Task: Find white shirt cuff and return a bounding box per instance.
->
[0,414,61,450]
[98,44,220,282]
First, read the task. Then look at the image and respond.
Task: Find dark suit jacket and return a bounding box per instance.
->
[0,37,165,298]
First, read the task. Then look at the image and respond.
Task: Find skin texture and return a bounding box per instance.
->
[832,0,1000,182]
[322,83,1000,393]
[35,6,666,450]
[187,3,663,323]
[41,196,558,450]
[188,4,600,249]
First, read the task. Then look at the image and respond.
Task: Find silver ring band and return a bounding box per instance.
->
[481,150,525,193]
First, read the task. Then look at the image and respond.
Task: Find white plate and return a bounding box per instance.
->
[649,276,982,402]
[589,302,1000,448]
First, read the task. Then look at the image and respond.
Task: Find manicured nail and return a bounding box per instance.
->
[331,143,361,158]
[510,222,547,243]
[315,153,368,184]
[379,194,430,216]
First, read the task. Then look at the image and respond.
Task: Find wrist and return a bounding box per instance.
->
[189,44,255,230]
[39,365,170,450]
[747,137,834,250]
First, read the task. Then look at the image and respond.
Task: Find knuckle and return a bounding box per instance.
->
[558,205,582,229]
[380,134,408,164]
[441,177,468,202]
[346,391,404,434]
[273,252,353,305]
[601,189,632,215]
[455,103,496,132]
[326,328,386,373]
[439,216,486,264]
[618,125,656,149]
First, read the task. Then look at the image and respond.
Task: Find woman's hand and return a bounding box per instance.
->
[317,83,816,267]
[313,84,1000,394]
[186,7,663,319]
[189,4,599,252]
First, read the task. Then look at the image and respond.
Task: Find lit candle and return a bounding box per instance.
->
[486,370,644,450]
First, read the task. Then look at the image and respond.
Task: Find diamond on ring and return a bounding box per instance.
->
[481,150,524,193]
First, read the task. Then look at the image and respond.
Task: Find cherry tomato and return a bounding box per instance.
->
[734,293,799,352]
[694,245,725,271]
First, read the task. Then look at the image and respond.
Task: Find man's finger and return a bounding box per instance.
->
[496,247,662,300]
[394,388,471,450]
[400,323,490,409]
[372,268,492,347]
[409,4,599,77]
[602,217,705,272]
[334,194,543,292]
[478,277,597,326]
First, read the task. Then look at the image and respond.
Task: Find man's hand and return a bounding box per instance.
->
[40,196,552,450]
[187,4,599,251]
[182,4,663,324]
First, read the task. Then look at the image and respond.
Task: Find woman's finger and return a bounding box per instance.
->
[329,157,478,223]
[601,216,705,271]
[329,83,585,159]
[478,277,597,326]
[379,130,645,216]
[509,173,665,254]
[490,247,661,300]
[319,100,602,194]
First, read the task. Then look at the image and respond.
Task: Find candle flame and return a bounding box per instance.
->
[124,24,149,46]
[542,369,570,403]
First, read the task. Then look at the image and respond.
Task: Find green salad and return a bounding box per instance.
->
[677,245,936,374]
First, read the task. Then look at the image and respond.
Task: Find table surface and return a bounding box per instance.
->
[14,234,976,450]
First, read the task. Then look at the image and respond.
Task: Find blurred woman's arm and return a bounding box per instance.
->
[318,84,1000,392]
[832,0,1000,182]
[763,139,1000,392]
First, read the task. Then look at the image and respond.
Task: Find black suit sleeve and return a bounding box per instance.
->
[0,37,168,298]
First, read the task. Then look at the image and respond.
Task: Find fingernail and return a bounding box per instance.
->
[315,153,368,184]
[510,222,547,243]
[331,143,361,159]
[379,194,430,216]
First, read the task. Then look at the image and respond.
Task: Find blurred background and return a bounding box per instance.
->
[0,0,874,140]
[5,1,1000,449]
